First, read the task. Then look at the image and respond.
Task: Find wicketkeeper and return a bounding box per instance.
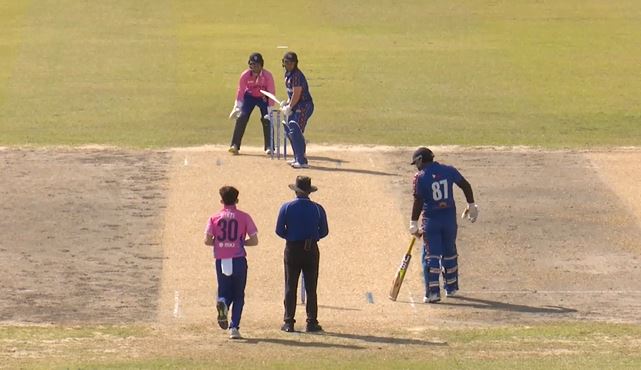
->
[228,52,276,155]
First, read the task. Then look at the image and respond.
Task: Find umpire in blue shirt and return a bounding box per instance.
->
[276,176,329,333]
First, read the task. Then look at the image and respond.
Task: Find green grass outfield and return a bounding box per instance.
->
[2,322,641,369]
[1,0,640,148]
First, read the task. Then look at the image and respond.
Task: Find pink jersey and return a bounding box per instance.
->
[236,69,276,105]
[205,205,258,259]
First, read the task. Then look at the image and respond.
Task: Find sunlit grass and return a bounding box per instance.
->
[1,1,640,148]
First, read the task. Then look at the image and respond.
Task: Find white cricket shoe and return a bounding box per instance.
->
[265,148,273,155]
[228,145,239,155]
[446,289,458,297]
[423,293,441,303]
[229,327,242,339]
[291,161,309,169]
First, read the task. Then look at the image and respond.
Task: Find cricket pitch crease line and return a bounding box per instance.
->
[408,289,417,310]
[173,290,181,318]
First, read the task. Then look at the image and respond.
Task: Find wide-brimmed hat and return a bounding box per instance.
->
[288,176,317,193]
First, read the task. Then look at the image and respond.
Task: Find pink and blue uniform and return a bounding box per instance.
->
[236,69,276,106]
[413,162,465,298]
[230,67,276,151]
[205,205,257,329]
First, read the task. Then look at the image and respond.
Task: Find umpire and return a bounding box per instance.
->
[276,176,328,333]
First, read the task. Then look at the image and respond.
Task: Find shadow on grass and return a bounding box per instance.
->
[240,331,446,349]
[438,295,577,314]
[239,337,365,349]
[321,331,448,347]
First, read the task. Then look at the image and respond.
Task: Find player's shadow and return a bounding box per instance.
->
[306,155,343,164]
[239,337,364,349]
[439,296,577,314]
[307,154,396,175]
[229,153,397,176]
[241,332,446,348]
[321,331,448,347]
[316,304,361,311]
[308,164,397,176]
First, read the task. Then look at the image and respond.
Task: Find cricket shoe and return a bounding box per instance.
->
[290,161,309,169]
[287,158,296,164]
[445,289,458,297]
[228,327,242,339]
[265,148,273,155]
[423,293,441,304]
[306,323,323,333]
[228,145,239,155]
[216,300,229,329]
[281,322,295,333]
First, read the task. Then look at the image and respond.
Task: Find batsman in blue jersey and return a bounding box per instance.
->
[409,147,479,303]
[280,51,314,169]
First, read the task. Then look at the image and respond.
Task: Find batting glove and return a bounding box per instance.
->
[281,104,292,116]
[461,203,479,223]
[408,220,419,235]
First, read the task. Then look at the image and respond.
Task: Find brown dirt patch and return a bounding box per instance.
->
[0,148,168,324]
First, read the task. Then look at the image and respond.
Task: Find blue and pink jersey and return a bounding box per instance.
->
[236,69,275,105]
[285,69,313,108]
[413,162,464,219]
[205,205,257,260]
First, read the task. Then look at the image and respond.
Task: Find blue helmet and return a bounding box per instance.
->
[411,147,434,165]
[248,52,264,66]
[282,51,298,66]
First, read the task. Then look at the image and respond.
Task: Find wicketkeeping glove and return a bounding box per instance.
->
[461,203,479,223]
[263,106,273,120]
[228,100,242,119]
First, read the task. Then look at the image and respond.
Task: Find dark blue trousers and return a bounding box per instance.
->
[284,102,314,165]
[421,216,459,297]
[215,257,248,329]
[230,93,270,150]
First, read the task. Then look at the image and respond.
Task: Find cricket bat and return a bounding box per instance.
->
[388,236,417,301]
[259,89,285,106]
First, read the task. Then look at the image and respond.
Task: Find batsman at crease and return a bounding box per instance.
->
[409,147,478,304]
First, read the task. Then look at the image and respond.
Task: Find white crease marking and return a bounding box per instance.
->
[173,290,181,318]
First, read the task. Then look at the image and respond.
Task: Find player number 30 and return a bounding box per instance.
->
[217,219,239,242]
